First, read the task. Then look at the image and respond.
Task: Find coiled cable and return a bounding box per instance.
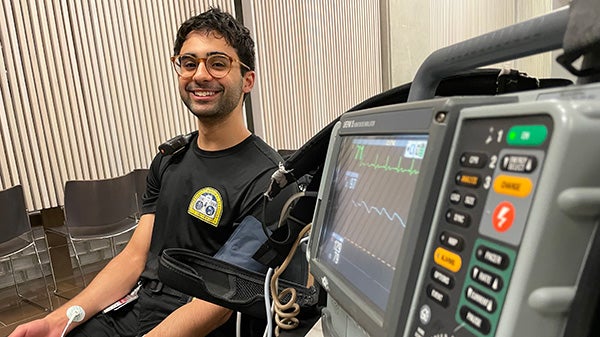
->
[270,223,312,336]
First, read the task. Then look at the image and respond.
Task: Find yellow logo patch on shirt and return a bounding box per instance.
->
[188,187,223,227]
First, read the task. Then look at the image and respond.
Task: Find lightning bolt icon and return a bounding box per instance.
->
[492,201,515,233]
[496,206,510,229]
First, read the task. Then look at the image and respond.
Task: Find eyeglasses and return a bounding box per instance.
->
[170,53,251,79]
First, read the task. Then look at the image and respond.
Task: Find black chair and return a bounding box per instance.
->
[46,173,138,292]
[0,185,53,310]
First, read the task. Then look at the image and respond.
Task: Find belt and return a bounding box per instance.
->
[141,278,188,299]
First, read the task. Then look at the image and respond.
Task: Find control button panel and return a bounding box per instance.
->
[409,114,552,337]
[455,238,516,336]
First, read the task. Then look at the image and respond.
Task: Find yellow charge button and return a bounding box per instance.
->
[493,175,533,198]
[434,247,462,273]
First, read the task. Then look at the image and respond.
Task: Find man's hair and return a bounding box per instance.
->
[173,7,255,74]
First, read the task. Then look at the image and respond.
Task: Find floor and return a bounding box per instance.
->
[0,262,105,337]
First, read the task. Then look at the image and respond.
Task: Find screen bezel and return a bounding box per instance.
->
[308,101,457,337]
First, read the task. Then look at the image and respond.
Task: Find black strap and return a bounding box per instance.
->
[562,224,600,337]
[141,278,189,299]
[158,131,197,156]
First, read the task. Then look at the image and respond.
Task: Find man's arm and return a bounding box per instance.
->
[145,298,233,337]
[9,214,155,337]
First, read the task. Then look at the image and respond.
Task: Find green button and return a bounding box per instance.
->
[506,125,547,146]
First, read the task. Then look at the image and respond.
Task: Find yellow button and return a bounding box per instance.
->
[434,247,462,273]
[493,175,533,198]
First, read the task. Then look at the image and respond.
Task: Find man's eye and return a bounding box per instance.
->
[179,57,197,69]
[210,61,227,69]
[209,56,230,70]
[182,61,197,69]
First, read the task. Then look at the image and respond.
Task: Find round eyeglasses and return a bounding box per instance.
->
[171,53,251,79]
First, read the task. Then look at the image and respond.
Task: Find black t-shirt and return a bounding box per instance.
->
[140,134,283,280]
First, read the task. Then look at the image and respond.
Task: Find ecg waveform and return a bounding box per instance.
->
[351,200,407,227]
[354,145,420,175]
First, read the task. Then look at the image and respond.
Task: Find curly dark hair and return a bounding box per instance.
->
[173,7,255,74]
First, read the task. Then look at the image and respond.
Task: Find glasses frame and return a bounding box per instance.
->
[170,53,251,79]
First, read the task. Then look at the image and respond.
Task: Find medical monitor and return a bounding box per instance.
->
[308,97,514,337]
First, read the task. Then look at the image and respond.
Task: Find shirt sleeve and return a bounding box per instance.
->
[141,152,164,215]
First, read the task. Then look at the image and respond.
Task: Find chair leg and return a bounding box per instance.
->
[43,233,60,296]
[69,239,87,287]
[44,231,86,299]
[32,238,54,310]
[109,237,117,257]
[8,256,21,296]
[8,253,49,312]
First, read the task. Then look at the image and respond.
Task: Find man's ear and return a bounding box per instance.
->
[242,71,255,93]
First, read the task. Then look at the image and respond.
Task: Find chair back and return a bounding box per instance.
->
[0,185,31,245]
[63,174,137,237]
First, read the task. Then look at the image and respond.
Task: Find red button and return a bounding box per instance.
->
[492,201,515,232]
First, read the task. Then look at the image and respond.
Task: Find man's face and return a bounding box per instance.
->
[176,31,253,121]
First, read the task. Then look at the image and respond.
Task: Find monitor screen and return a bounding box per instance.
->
[316,133,428,317]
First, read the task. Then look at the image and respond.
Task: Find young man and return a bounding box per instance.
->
[10,8,285,337]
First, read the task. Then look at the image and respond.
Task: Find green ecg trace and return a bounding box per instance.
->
[355,145,419,175]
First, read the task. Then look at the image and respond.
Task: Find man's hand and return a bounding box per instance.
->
[9,214,156,337]
[8,317,62,337]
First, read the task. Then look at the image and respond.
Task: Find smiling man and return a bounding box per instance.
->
[10,8,284,337]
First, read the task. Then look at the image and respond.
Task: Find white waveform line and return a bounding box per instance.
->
[351,200,406,227]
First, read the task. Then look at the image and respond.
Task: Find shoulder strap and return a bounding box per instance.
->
[157,131,198,183]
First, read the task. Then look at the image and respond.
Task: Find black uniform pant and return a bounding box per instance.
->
[67,280,265,337]
[68,281,194,337]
